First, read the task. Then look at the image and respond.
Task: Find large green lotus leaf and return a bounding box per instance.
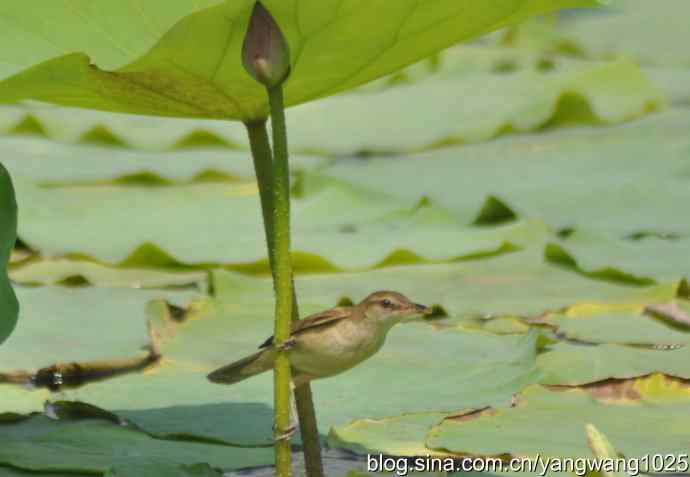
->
[426,384,690,461]
[0,163,18,345]
[9,258,207,289]
[561,0,690,67]
[0,1,224,79]
[0,414,272,474]
[543,308,690,347]
[12,170,544,270]
[537,341,690,386]
[545,229,690,284]
[0,0,597,121]
[321,109,690,237]
[0,57,662,155]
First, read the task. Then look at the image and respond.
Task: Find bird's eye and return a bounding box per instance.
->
[382,299,393,308]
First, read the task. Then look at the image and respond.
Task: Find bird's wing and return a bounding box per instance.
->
[258,307,351,349]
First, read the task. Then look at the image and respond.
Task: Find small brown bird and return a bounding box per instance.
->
[208,291,431,387]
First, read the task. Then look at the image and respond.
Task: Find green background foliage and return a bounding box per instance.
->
[0,163,18,345]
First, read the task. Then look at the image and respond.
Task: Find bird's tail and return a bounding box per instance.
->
[207,349,275,385]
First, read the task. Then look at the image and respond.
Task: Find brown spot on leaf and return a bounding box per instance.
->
[548,373,690,403]
[646,302,690,328]
[166,302,189,322]
[447,406,498,422]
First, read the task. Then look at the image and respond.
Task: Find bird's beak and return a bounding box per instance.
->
[414,303,432,316]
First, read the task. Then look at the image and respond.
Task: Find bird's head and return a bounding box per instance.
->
[359,291,431,326]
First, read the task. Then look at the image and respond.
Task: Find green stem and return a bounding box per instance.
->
[267,84,294,477]
[245,119,275,244]
[292,381,324,477]
[244,121,325,477]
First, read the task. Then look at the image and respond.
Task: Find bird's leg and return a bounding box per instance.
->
[272,339,297,440]
[275,337,296,352]
[43,400,60,420]
[289,380,299,430]
[273,380,299,442]
[43,389,69,420]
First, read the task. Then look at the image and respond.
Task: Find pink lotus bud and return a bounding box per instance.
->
[242,2,291,87]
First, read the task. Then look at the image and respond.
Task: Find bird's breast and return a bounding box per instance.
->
[289,319,384,379]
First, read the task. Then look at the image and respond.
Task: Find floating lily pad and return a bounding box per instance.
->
[9,259,206,289]
[0,135,324,183]
[322,109,690,239]
[426,383,690,462]
[545,230,690,285]
[215,251,682,320]
[331,375,690,460]
[245,58,662,155]
[562,0,690,67]
[328,412,450,457]
[0,56,663,155]
[542,307,690,347]
[11,170,544,271]
[0,413,272,474]
[537,341,690,385]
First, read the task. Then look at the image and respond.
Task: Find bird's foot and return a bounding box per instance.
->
[273,422,297,442]
[275,337,296,352]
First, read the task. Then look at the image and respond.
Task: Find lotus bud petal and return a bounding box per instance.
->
[242,2,291,87]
